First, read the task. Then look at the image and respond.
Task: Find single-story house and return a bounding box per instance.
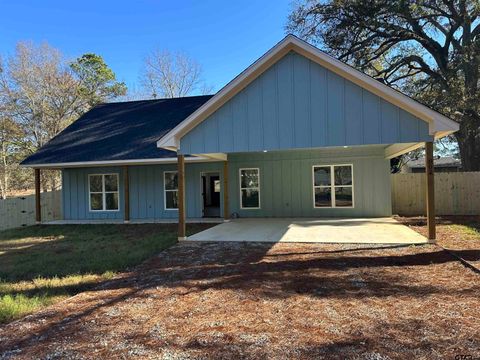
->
[22,35,459,241]
[401,156,462,173]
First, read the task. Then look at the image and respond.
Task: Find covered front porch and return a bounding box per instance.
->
[173,142,437,242]
[187,217,428,244]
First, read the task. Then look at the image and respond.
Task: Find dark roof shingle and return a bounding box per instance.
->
[21,95,213,165]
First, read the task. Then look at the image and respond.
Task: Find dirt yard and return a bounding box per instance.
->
[1,240,479,359]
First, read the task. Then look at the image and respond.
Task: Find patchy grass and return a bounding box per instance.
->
[0,223,212,324]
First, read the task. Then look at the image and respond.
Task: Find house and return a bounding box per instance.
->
[401,156,461,173]
[21,35,459,241]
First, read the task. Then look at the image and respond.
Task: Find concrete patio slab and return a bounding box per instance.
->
[187,217,428,244]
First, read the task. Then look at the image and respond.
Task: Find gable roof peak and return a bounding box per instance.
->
[157,35,459,151]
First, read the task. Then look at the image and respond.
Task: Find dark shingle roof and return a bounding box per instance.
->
[21,95,213,165]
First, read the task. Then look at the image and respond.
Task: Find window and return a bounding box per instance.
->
[89,174,119,211]
[240,168,260,209]
[313,165,353,208]
[164,171,178,210]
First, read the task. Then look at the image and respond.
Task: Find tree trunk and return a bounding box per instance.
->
[456,115,480,172]
[0,143,8,199]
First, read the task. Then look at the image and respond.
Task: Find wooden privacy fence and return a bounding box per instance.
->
[391,172,480,216]
[0,191,62,231]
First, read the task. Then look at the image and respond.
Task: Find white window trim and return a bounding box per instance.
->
[88,173,120,212]
[312,164,354,209]
[239,168,261,210]
[164,171,179,210]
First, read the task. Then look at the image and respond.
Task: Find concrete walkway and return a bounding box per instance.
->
[187,217,428,244]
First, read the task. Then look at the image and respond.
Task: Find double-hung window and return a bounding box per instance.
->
[89,174,119,211]
[240,168,260,209]
[313,165,353,208]
[164,171,179,210]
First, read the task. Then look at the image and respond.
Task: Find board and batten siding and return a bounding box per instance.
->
[62,162,224,220]
[180,51,432,155]
[227,147,392,218]
[62,147,391,220]
[62,167,125,220]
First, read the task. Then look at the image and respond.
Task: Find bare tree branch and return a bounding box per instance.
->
[140,49,211,98]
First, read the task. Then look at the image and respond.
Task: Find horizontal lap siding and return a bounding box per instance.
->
[62,163,224,220]
[179,51,432,154]
[228,148,391,218]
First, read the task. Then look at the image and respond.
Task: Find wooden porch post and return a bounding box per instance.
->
[35,168,41,224]
[123,165,130,223]
[223,161,229,220]
[178,154,186,240]
[425,141,436,241]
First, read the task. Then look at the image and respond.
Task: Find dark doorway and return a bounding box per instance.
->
[201,172,221,217]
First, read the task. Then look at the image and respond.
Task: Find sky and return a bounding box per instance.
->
[0,0,292,95]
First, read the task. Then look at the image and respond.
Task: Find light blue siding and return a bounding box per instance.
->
[62,167,125,220]
[62,162,225,220]
[62,147,391,220]
[179,51,432,154]
[227,147,392,218]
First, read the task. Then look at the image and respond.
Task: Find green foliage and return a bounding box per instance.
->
[0,43,128,195]
[71,53,127,106]
[287,1,480,170]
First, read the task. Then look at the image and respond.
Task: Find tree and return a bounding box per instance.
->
[287,0,480,171]
[140,50,212,98]
[0,117,24,198]
[71,53,127,107]
[0,42,126,194]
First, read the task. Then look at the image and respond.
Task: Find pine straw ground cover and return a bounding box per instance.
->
[1,240,479,359]
[397,216,480,270]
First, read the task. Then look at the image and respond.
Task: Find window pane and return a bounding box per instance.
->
[313,167,331,186]
[104,175,118,191]
[240,169,259,188]
[335,187,353,207]
[165,172,178,190]
[334,166,352,185]
[165,191,178,209]
[241,189,259,208]
[314,187,331,207]
[89,175,102,192]
[90,193,103,210]
[214,180,221,193]
[105,193,119,210]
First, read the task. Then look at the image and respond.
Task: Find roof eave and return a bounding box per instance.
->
[20,155,219,169]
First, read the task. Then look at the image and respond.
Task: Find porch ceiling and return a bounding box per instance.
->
[187,218,428,244]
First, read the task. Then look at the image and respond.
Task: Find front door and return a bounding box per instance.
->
[201,172,221,217]
[210,176,220,207]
